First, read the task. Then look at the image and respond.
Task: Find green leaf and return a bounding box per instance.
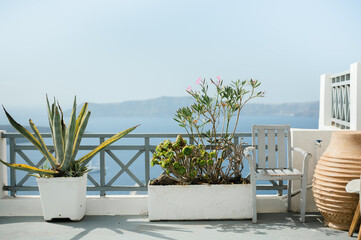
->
[46,95,54,136]
[29,119,58,168]
[57,102,67,142]
[75,102,88,135]
[77,125,139,167]
[60,98,77,170]
[3,107,49,159]
[53,107,64,164]
[0,159,57,176]
[71,111,91,161]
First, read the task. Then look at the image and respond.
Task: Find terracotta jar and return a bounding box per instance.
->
[313,131,361,230]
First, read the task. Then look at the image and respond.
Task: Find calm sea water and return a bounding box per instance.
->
[7,115,318,195]
[86,115,318,133]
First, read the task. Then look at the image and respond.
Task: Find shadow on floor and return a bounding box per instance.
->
[0,212,349,240]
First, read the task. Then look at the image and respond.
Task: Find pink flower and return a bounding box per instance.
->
[196,78,202,84]
[217,76,221,80]
[187,86,192,91]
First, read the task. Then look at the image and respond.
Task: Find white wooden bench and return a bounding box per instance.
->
[244,125,311,223]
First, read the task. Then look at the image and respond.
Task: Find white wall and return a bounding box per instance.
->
[290,128,336,212]
[319,62,361,130]
[318,74,332,129]
[350,62,361,130]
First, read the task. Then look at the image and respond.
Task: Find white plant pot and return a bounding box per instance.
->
[148,183,252,221]
[36,173,87,221]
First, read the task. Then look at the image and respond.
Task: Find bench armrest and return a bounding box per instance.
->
[291,147,312,174]
[244,146,256,172]
[244,146,255,157]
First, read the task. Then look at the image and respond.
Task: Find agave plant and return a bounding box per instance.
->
[0,96,138,177]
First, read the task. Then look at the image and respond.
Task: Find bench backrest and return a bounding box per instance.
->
[252,125,292,169]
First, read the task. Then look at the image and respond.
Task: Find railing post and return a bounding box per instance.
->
[0,131,8,198]
[350,62,361,130]
[319,73,332,129]
[233,136,239,145]
[145,137,150,187]
[100,137,106,196]
[9,137,16,197]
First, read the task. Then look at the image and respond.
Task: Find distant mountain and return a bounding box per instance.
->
[0,125,49,133]
[83,96,193,117]
[241,102,319,118]
[70,96,319,118]
[0,125,50,144]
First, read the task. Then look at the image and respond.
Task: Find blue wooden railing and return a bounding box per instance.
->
[1,132,250,197]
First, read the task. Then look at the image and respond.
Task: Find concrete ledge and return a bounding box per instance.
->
[257,195,287,213]
[86,195,148,216]
[0,194,294,216]
[0,195,148,216]
[0,195,43,216]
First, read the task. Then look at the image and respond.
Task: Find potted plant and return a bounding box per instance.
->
[148,77,264,221]
[0,96,138,221]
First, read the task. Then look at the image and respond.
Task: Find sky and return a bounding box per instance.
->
[0,0,361,112]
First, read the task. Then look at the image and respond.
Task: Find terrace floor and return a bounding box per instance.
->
[0,212,351,240]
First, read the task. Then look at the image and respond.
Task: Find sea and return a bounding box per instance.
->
[3,115,318,195]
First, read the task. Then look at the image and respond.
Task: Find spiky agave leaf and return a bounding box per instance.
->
[3,106,58,168]
[60,98,77,170]
[29,119,58,168]
[46,95,54,135]
[71,111,91,162]
[57,101,66,142]
[75,102,88,135]
[70,102,89,161]
[53,107,64,164]
[77,125,139,167]
[0,159,57,176]
[47,97,59,161]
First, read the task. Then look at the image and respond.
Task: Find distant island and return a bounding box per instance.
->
[1,97,318,138]
[0,125,49,143]
[0,125,49,133]
[75,96,319,118]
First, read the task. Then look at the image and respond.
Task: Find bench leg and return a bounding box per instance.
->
[349,202,360,237]
[287,180,292,212]
[252,179,257,223]
[300,176,307,222]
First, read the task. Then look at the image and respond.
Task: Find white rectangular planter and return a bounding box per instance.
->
[148,183,252,221]
[36,173,87,221]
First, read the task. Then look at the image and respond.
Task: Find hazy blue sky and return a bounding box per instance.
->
[1,0,361,110]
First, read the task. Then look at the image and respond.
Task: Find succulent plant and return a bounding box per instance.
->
[151,135,217,184]
[0,96,138,177]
